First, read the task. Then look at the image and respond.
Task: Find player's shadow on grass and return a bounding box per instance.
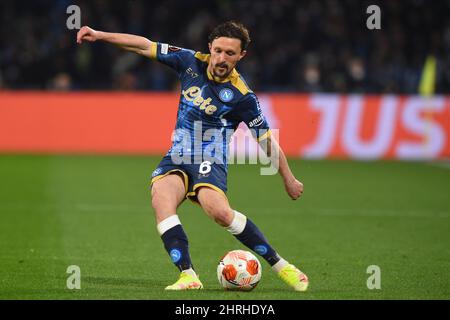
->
[83,277,298,294]
[83,276,167,288]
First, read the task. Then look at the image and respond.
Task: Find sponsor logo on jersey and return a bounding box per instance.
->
[181,86,218,115]
[219,88,234,102]
[186,67,199,78]
[248,114,265,128]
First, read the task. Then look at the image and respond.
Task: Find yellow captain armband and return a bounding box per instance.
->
[149,41,158,59]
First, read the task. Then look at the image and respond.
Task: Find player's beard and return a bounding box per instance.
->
[213,63,231,79]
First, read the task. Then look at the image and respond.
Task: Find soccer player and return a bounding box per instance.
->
[76,21,309,291]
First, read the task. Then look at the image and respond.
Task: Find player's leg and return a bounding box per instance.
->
[196,186,281,265]
[196,187,308,291]
[151,173,203,290]
[151,173,185,224]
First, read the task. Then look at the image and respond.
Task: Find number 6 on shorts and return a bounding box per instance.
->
[199,161,212,174]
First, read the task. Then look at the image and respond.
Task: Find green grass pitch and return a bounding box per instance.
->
[0,155,449,299]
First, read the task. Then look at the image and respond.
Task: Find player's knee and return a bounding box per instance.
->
[150,194,163,212]
[210,207,234,227]
[151,194,171,212]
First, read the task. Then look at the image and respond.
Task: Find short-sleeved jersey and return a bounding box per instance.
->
[150,42,270,166]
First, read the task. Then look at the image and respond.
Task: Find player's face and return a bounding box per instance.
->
[208,37,246,80]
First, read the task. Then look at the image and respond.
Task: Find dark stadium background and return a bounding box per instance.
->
[1,0,449,93]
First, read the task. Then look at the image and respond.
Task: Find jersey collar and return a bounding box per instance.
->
[207,67,239,84]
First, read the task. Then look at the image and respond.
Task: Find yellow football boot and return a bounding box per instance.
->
[165,271,204,290]
[278,264,309,292]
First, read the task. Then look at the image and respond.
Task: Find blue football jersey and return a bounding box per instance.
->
[150,42,270,165]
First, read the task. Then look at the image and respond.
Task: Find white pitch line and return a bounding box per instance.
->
[426,161,450,169]
[242,207,450,218]
[0,203,150,213]
[75,203,150,212]
[2,203,449,218]
[310,208,450,218]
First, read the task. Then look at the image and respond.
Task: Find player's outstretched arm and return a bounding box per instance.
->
[260,136,304,200]
[76,26,154,58]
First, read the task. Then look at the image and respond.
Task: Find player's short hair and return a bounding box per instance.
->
[208,21,251,51]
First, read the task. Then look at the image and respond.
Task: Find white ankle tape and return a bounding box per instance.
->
[271,258,289,273]
[157,215,181,235]
[226,210,247,235]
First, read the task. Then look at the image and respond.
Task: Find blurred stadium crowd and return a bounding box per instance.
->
[0,0,448,93]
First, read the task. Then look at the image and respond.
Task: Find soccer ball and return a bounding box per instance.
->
[217,249,262,291]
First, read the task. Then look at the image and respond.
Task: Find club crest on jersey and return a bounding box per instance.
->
[219,88,234,102]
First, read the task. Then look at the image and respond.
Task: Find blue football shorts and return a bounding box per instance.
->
[150,155,228,203]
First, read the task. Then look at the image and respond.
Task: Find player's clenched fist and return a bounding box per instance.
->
[285,178,304,200]
[77,26,99,44]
